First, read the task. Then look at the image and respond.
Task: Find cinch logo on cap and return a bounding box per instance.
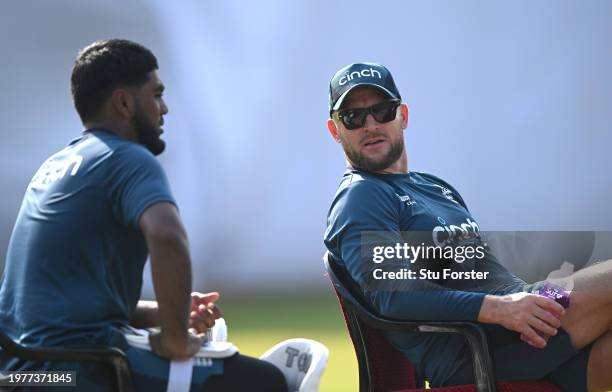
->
[328,62,402,116]
[338,68,383,86]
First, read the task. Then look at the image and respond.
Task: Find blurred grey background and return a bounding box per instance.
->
[1,0,611,296]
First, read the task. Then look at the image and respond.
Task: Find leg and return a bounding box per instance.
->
[587,330,612,392]
[202,354,288,392]
[439,327,589,390]
[559,259,612,348]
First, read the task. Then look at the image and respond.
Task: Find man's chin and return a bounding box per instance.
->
[361,161,392,172]
[349,151,403,172]
[145,138,166,156]
[349,157,388,172]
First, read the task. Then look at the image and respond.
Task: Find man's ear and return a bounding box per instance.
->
[110,89,135,119]
[400,103,409,129]
[327,119,342,143]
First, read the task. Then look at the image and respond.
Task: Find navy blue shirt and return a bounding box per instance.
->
[324,169,525,381]
[0,130,175,347]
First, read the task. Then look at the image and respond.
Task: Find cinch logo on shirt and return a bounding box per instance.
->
[338,68,382,86]
[432,217,480,246]
[29,155,83,189]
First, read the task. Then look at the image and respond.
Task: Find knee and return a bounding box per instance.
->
[258,361,289,392]
[587,330,612,392]
[203,354,288,392]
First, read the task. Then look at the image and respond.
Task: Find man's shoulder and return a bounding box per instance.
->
[80,131,160,173]
[329,170,399,215]
[76,130,151,155]
[38,131,165,192]
[338,170,395,197]
[325,170,402,252]
[410,171,450,186]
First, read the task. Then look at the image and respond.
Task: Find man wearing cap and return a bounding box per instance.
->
[323,62,612,391]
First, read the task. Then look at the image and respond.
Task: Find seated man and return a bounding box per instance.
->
[323,62,612,392]
[0,39,287,392]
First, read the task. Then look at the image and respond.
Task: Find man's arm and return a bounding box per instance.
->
[327,180,487,321]
[328,178,565,343]
[139,202,202,359]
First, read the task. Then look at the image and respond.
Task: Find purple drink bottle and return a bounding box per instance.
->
[520,282,570,346]
[537,282,571,309]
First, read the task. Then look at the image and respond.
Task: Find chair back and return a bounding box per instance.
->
[324,252,419,392]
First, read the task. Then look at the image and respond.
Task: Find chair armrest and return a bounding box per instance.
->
[417,323,496,392]
[0,332,133,392]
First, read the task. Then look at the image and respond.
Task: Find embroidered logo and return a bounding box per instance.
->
[396,193,416,206]
[435,185,459,204]
[338,67,382,86]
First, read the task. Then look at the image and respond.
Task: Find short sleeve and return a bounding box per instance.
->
[107,145,176,228]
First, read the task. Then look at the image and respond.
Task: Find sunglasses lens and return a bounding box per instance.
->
[340,109,367,130]
[371,102,399,123]
[337,100,400,130]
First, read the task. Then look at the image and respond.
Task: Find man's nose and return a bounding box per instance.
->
[161,99,169,115]
[362,113,380,131]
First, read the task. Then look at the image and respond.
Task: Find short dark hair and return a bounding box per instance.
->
[70,39,159,123]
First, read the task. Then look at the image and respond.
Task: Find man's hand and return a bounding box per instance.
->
[189,291,222,334]
[149,330,204,360]
[520,330,552,348]
[478,292,565,348]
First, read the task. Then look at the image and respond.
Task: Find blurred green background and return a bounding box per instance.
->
[221,293,358,391]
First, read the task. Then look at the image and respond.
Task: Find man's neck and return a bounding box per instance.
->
[377,154,408,174]
[349,153,409,174]
[83,120,137,142]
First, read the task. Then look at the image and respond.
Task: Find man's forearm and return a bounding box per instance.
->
[149,230,193,346]
[139,202,199,359]
[477,295,500,324]
[131,300,160,329]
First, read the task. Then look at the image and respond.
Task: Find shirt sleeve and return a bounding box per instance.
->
[107,145,176,228]
[325,177,485,321]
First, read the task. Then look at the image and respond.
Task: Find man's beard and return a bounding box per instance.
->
[342,135,404,172]
[132,107,165,156]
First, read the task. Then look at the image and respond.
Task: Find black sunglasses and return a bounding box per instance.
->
[334,99,401,130]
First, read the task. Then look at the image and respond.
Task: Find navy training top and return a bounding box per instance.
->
[324,168,525,381]
[0,129,175,347]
